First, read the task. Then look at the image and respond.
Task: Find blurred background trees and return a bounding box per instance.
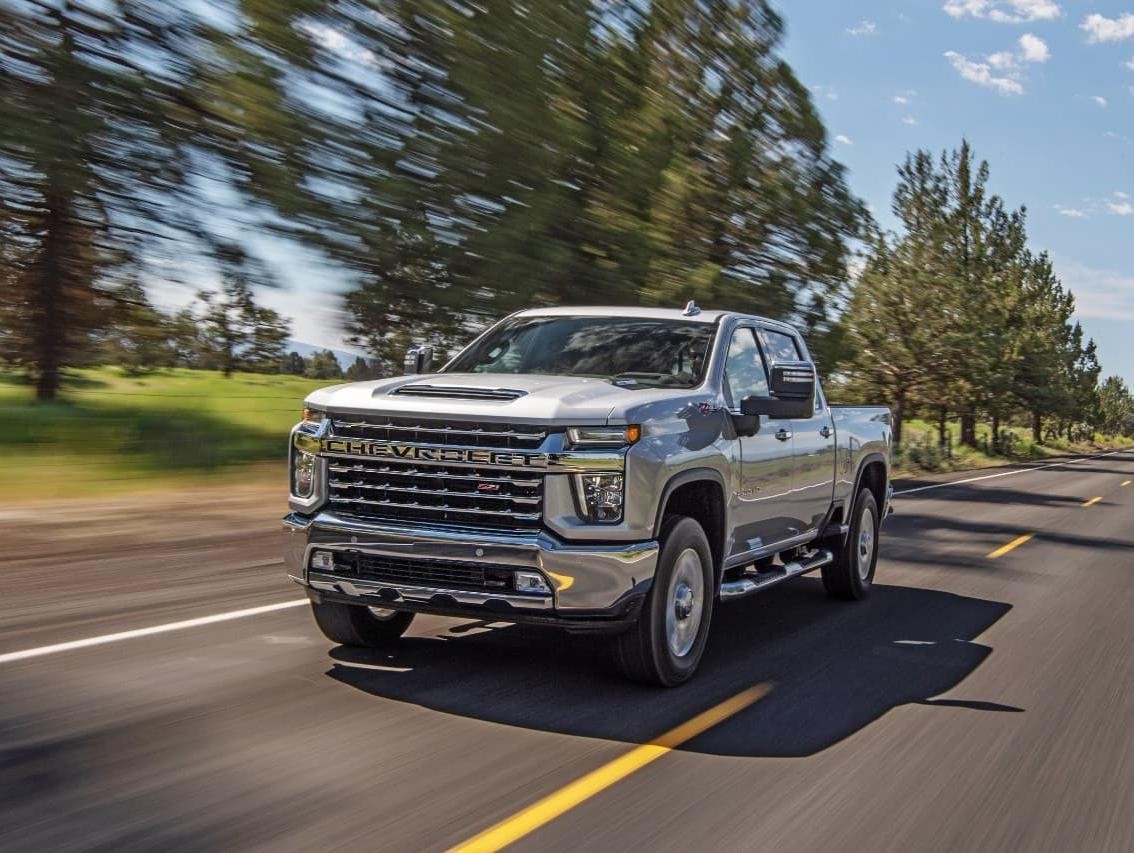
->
[1,0,1131,446]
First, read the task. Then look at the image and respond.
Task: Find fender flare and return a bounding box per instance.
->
[821,452,889,543]
[653,467,730,579]
[849,451,889,513]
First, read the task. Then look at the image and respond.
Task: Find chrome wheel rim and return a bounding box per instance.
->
[368,607,399,621]
[665,548,705,658]
[857,505,876,581]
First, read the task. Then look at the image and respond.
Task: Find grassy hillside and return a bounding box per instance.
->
[1,368,336,498]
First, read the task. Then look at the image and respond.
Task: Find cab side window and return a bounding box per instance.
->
[723,328,769,409]
[759,329,801,363]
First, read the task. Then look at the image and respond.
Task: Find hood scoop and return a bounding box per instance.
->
[391,383,528,401]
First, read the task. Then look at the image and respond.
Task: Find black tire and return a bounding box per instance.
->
[614,516,715,687]
[821,488,880,601]
[310,600,415,647]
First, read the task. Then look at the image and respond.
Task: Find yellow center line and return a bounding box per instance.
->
[987,533,1035,560]
[1122,480,1131,487]
[1082,496,1103,507]
[449,684,771,853]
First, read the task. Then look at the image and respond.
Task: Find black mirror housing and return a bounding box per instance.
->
[404,344,434,375]
[739,360,816,423]
[769,361,816,400]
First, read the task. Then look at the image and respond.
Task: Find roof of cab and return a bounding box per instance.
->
[513,305,796,332]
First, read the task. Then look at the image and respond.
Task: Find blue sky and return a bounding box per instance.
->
[156,1,1133,386]
[782,0,1134,385]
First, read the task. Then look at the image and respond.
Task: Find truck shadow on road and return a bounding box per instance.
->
[326,580,1014,758]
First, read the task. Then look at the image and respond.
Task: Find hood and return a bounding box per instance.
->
[304,372,707,425]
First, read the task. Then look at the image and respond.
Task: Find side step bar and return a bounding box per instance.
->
[719,549,835,601]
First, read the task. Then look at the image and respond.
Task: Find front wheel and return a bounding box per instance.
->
[614,516,714,686]
[310,600,415,647]
[821,488,880,600]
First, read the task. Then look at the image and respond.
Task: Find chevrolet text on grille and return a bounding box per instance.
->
[320,438,549,468]
[316,437,624,473]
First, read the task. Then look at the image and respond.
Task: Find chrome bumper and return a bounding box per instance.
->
[283,511,659,617]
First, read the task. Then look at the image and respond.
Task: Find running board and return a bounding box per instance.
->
[719,549,834,601]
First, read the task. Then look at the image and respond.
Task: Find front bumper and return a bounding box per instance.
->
[283,511,659,627]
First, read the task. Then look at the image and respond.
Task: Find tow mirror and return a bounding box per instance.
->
[404,344,434,375]
[738,361,816,423]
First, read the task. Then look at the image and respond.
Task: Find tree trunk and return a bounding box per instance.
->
[1032,411,1042,444]
[937,407,948,448]
[32,188,71,402]
[991,414,1001,453]
[892,390,905,448]
[960,410,977,447]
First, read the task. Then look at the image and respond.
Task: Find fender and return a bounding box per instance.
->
[653,467,730,581]
[822,451,889,542]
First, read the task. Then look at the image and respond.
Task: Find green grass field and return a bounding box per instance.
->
[894,418,1133,476]
[1,367,336,498]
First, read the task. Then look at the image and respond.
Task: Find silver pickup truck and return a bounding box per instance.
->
[283,305,892,685]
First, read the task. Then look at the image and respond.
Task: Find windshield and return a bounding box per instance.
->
[444,316,716,388]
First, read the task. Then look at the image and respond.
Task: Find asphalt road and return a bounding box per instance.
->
[2,452,1134,852]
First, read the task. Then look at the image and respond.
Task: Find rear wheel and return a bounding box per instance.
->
[614,516,714,686]
[310,600,415,647]
[821,488,880,600]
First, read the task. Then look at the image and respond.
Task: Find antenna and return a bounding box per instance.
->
[682,300,701,317]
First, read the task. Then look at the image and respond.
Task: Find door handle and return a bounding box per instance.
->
[775,428,792,442]
[819,426,832,439]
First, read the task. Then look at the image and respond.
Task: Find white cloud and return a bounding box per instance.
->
[1108,200,1134,215]
[945,51,1025,94]
[893,95,911,105]
[1057,257,1134,321]
[1092,95,1109,108]
[989,51,1018,69]
[945,35,1047,95]
[903,116,919,125]
[1055,205,1087,218]
[1081,13,1134,44]
[847,20,877,36]
[1018,33,1050,62]
[1116,192,1131,200]
[944,0,1061,24]
[834,134,854,145]
[1126,55,1134,70]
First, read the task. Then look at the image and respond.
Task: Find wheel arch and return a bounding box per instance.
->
[654,468,728,587]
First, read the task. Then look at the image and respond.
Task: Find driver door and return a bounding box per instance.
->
[723,326,796,559]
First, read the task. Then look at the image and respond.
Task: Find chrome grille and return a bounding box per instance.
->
[326,460,544,530]
[330,415,546,450]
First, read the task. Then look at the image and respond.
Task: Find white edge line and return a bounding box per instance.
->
[0,599,309,665]
[894,449,1132,496]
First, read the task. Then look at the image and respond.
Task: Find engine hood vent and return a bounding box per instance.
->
[391,383,527,401]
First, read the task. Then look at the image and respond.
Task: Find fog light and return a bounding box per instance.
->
[514,571,551,594]
[292,449,316,498]
[310,550,335,571]
[576,473,625,523]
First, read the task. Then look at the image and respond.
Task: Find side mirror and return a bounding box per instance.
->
[404,344,434,375]
[769,360,816,401]
[738,361,816,422]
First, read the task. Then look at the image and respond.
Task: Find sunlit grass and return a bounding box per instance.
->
[1,367,336,499]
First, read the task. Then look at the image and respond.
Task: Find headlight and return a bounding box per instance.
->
[302,406,325,426]
[576,473,624,523]
[566,425,640,448]
[292,447,317,498]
